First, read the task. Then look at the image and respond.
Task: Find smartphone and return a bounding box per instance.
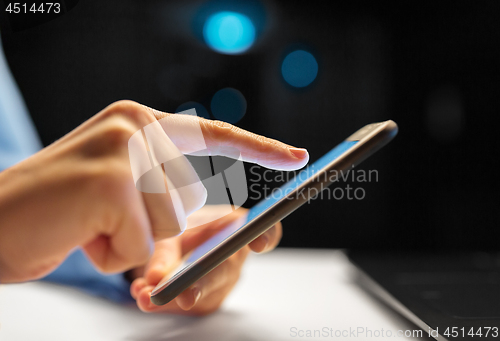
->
[151,120,398,305]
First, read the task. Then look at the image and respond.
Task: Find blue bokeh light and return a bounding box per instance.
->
[176,101,210,119]
[211,88,247,124]
[281,50,318,87]
[203,11,256,54]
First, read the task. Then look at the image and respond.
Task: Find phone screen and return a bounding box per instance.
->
[155,140,359,288]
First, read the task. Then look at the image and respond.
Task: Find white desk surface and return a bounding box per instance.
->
[0,249,432,340]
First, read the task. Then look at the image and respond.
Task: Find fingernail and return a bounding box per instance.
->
[192,287,202,306]
[289,148,308,159]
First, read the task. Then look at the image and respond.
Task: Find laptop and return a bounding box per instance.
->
[347,250,500,340]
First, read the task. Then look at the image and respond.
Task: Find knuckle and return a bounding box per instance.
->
[100,115,139,148]
[102,100,155,128]
[207,120,237,142]
[78,118,141,158]
[104,100,140,119]
[253,133,266,144]
[212,120,234,130]
[105,100,141,115]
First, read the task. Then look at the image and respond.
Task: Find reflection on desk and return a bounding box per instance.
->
[0,249,431,340]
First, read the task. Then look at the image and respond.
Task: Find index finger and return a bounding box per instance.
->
[144,106,309,171]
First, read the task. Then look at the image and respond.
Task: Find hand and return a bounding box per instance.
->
[0,100,308,283]
[129,205,282,316]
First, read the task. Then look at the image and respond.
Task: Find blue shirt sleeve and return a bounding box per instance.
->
[0,38,42,168]
[0,34,133,303]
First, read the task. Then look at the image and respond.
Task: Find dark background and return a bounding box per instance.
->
[2,0,499,250]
